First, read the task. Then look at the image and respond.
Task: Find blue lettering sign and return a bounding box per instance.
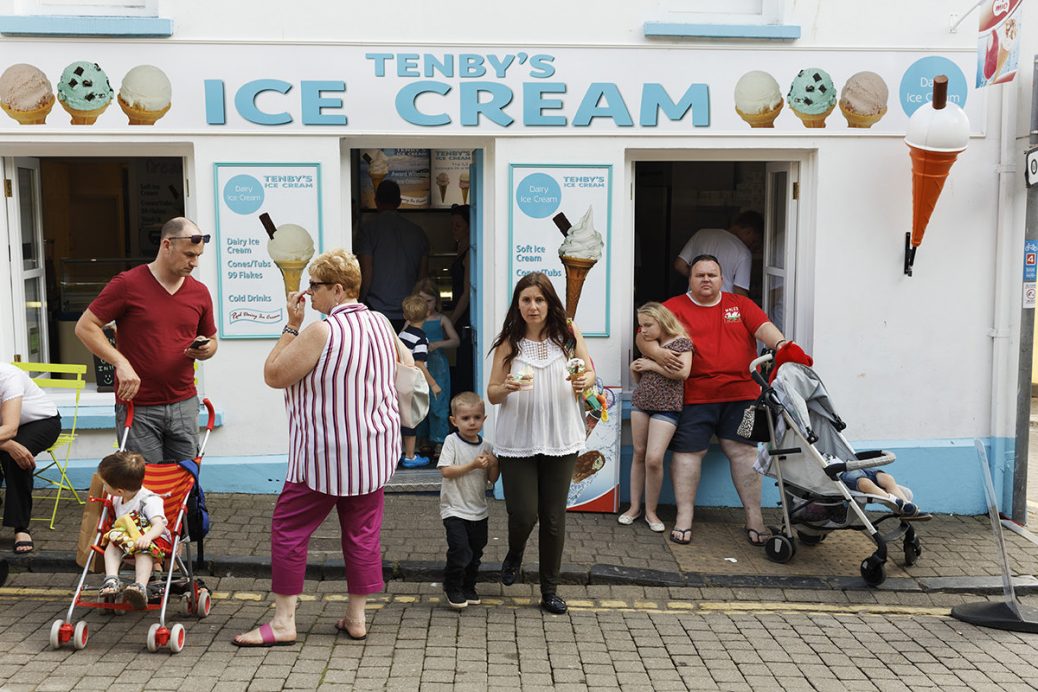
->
[235,79,293,126]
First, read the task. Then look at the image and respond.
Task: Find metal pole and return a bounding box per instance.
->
[1013,57,1038,523]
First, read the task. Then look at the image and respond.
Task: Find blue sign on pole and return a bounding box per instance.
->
[1024,239,1038,281]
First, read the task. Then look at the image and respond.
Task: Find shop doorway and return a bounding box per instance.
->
[347,146,484,487]
[4,156,186,382]
[633,160,799,336]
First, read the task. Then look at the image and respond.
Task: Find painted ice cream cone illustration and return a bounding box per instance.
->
[904,76,969,259]
[734,71,783,128]
[459,171,470,204]
[787,68,836,128]
[839,71,888,128]
[57,61,113,125]
[556,208,604,319]
[261,213,316,298]
[0,64,55,125]
[436,172,449,203]
[118,65,172,125]
[367,149,389,198]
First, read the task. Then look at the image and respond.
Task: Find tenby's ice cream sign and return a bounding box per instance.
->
[202,51,710,128]
[0,43,985,134]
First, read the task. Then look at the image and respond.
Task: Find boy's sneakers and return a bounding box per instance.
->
[893,497,919,517]
[463,587,480,605]
[400,454,430,469]
[445,588,468,609]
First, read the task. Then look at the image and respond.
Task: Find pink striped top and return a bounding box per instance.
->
[284,302,401,496]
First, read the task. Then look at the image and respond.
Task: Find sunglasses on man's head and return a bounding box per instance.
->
[169,234,211,244]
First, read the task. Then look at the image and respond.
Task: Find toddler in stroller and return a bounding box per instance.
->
[749,354,929,586]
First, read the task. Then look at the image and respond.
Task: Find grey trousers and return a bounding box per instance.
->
[115,398,199,463]
[498,452,578,595]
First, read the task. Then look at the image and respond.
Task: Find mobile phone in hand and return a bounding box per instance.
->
[189,337,210,350]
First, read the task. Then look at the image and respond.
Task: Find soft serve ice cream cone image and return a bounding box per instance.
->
[903,75,969,275]
[261,213,315,297]
[555,207,604,319]
[459,171,470,203]
[366,150,389,195]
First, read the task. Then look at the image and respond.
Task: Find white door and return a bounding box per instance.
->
[762,162,799,339]
[5,157,49,363]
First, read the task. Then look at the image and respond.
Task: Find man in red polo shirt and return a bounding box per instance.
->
[76,217,218,463]
[638,254,789,547]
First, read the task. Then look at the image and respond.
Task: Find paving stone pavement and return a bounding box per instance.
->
[1,571,1038,691]
[9,489,1038,593]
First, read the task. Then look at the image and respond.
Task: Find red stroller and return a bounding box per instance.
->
[50,399,215,654]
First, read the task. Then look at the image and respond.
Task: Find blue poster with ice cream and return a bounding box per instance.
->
[213,162,323,338]
[508,164,611,337]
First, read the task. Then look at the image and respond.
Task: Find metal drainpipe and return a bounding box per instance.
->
[991,75,1019,513]
[1012,60,1038,523]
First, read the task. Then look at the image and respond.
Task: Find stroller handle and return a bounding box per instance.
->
[749,353,774,388]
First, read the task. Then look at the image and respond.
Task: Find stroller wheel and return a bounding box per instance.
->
[72,621,88,650]
[861,556,887,586]
[169,623,186,653]
[196,588,212,618]
[904,537,922,566]
[147,623,161,652]
[49,619,64,650]
[764,534,796,564]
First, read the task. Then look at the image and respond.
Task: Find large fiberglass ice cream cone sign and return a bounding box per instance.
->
[903,75,969,276]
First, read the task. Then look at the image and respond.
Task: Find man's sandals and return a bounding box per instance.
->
[744,527,770,547]
[669,527,692,545]
[13,530,32,554]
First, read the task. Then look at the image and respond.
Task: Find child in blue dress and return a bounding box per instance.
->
[414,278,460,456]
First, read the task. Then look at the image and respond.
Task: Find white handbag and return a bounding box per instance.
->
[376,312,430,428]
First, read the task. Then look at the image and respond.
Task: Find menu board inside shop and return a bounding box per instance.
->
[214,163,323,339]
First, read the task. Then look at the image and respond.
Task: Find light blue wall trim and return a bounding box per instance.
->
[51,454,283,494]
[643,22,801,40]
[0,15,173,37]
[615,436,1004,516]
[45,437,1004,516]
[59,404,222,431]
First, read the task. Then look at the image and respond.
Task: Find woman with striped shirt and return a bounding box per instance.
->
[233,249,405,647]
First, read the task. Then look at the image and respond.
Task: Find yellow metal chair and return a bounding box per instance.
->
[11,362,87,529]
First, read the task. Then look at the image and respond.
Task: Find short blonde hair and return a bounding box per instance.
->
[637,302,686,340]
[309,249,361,299]
[450,391,485,416]
[402,294,429,323]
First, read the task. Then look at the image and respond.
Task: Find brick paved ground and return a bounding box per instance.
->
[0,571,1037,691]
[11,490,1038,589]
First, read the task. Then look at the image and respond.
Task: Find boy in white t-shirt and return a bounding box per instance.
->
[96,451,171,609]
[438,392,498,609]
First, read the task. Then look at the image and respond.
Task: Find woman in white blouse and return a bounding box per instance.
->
[487,272,593,615]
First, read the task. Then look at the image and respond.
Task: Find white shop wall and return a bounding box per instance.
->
[0,0,980,51]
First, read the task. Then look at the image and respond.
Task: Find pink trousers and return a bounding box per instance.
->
[270,482,385,596]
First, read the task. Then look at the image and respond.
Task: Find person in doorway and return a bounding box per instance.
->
[448,204,474,394]
[75,217,217,464]
[0,363,62,555]
[639,254,794,546]
[358,179,430,331]
[233,249,400,646]
[398,293,441,469]
[488,272,593,615]
[672,210,764,296]
[414,277,460,458]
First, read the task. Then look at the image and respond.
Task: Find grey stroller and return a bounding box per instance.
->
[749,354,928,586]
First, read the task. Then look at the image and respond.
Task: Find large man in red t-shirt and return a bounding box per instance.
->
[638,254,787,547]
[76,218,218,463]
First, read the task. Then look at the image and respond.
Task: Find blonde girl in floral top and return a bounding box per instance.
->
[619,302,693,535]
